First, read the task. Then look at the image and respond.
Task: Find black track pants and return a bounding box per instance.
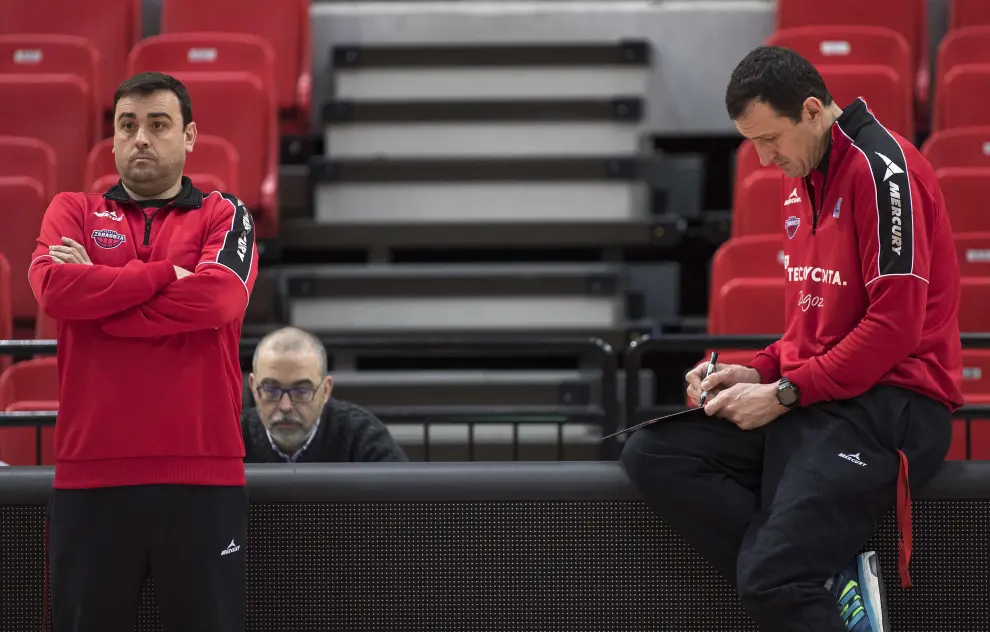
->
[619,385,951,632]
[47,484,248,632]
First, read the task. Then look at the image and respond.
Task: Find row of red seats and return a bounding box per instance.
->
[775,0,990,128]
[0,136,242,324]
[0,0,310,129]
[703,234,990,461]
[0,37,280,238]
[732,128,990,238]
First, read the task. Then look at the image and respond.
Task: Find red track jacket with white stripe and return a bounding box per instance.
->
[28,177,258,489]
[747,97,964,412]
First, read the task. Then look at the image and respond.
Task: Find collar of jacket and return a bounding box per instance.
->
[102,175,204,209]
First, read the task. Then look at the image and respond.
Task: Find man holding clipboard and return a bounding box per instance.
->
[620,46,962,632]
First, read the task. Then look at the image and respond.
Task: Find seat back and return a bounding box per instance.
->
[84,134,240,195]
[959,278,990,333]
[935,63,990,131]
[937,167,990,233]
[955,233,990,277]
[0,358,58,466]
[921,127,990,169]
[776,0,927,78]
[126,32,277,115]
[166,72,271,225]
[732,140,773,214]
[0,34,101,138]
[0,136,56,201]
[710,235,785,309]
[951,0,990,29]
[733,170,785,238]
[2,400,56,465]
[0,357,58,409]
[817,67,913,139]
[0,75,91,193]
[767,25,912,89]
[709,278,785,335]
[161,0,309,112]
[0,0,141,113]
[0,254,11,374]
[0,177,48,320]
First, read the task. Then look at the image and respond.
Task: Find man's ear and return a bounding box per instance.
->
[248,373,258,404]
[322,375,333,401]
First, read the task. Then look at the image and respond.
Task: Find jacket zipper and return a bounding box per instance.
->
[809,170,828,236]
[141,205,166,246]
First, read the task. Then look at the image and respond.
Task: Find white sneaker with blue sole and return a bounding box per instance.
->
[825,551,890,632]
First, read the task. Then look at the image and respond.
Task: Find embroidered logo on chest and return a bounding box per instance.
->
[785,215,801,239]
[92,229,126,249]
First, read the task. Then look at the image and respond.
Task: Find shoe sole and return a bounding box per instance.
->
[858,551,891,632]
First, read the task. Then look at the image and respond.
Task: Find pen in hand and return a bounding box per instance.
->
[699,351,719,407]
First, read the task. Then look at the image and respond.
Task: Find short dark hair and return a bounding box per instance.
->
[725,46,833,122]
[113,72,193,128]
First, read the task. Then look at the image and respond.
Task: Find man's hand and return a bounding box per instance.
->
[173,266,193,279]
[685,361,761,406]
[703,381,788,430]
[49,237,92,265]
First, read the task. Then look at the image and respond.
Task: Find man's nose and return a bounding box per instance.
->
[278,393,294,411]
[757,146,776,167]
[133,127,151,146]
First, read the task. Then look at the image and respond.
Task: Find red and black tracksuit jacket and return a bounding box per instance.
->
[747,97,964,587]
[28,176,258,489]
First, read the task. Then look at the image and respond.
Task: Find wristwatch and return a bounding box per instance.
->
[776,378,800,408]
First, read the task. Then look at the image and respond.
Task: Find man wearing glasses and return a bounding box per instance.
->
[242,327,407,463]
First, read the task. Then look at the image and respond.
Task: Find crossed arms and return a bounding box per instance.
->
[28,193,258,337]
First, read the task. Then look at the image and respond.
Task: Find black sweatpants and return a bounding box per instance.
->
[619,385,951,632]
[46,485,248,632]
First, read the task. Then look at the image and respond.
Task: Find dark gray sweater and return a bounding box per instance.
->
[241,398,408,463]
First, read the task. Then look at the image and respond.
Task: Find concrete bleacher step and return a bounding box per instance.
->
[276,262,673,336]
[321,98,645,159]
[329,40,651,102]
[328,368,654,408]
[309,156,648,224]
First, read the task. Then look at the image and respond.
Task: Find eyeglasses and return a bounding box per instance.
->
[256,383,317,403]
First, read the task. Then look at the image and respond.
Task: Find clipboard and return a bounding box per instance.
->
[601,406,703,441]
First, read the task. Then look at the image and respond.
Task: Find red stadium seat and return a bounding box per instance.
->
[709,278,785,335]
[126,33,277,134]
[934,63,990,131]
[776,0,929,120]
[34,307,56,340]
[959,278,990,333]
[732,141,774,214]
[710,234,785,309]
[3,401,56,465]
[921,127,990,169]
[767,26,913,92]
[0,254,12,374]
[733,170,786,238]
[0,136,56,202]
[0,35,102,140]
[0,357,58,466]
[84,134,240,196]
[0,0,142,115]
[0,75,92,194]
[935,26,990,87]
[950,0,990,30]
[936,167,990,233]
[160,0,311,129]
[163,72,277,237]
[955,234,990,278]
[0,177,47,321]
[817,67,913,139]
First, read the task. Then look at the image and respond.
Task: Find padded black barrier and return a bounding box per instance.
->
[1,461,988,631]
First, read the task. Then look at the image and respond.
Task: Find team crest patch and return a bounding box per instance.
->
[785,216,801,239]
[91,229,126,249]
